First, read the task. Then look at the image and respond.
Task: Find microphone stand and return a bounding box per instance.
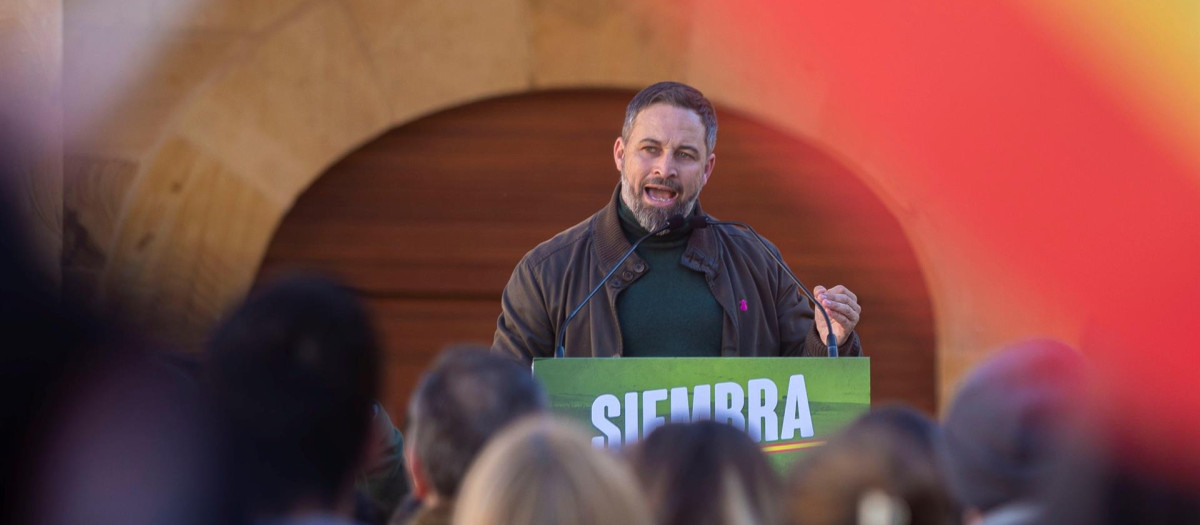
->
[554,215,685,358]
[692,216,840,357]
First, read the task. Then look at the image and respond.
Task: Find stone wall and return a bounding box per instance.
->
[37,0,1085,407]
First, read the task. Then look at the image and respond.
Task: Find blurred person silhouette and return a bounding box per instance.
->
[1006,335,1200,525]
[0,129,226,525]
[1038,441,1200,525]
[356,400,410,519]
[393,346,547,525]
[625,420,783,525]
[206,274,383,525]
[452,417,653,525]
[940,339,1088,525]
[787,405,959,525]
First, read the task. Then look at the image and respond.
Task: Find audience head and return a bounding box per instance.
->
[627,421,782,525]
[206,274,381,516]
[406,346,547,504]
[787,404,958,525]
[453,417,652,525]
[941,339,1088,520]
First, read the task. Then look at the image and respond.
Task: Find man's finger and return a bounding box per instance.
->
[815,309,849,329]
[812,285,827,300]
[823,304,859,328]
[824,298,860,316]
[822,292,855,306]
[822,300,853,316]
[826,310,854,328]
[826,285,858,303]
[823,296,859,318]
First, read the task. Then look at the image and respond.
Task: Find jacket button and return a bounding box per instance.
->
[622,270,633,279]
[634,263,646,272]
[609,279,621,288]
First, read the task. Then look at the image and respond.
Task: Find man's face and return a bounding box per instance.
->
[614,103,716,232]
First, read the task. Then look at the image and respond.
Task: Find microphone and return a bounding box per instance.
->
[554,215,687,358]
[693,216,840,357]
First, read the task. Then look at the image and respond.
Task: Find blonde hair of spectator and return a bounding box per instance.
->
[452,416,653,525]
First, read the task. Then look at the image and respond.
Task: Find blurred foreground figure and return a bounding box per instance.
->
[0,133,224,525]
[949,340,1200,525]
[453,417,652,525]
[787,405,959,525]
[941,339,1087,525]
[626,421,783,525]
[395,346,547,525]
[207,275,382,525]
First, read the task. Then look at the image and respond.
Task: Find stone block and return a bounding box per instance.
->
[102,136,283,338]
[528,0,691,89]
[151,0,308,33]
[343,0,532,124]
[65,27,244,157]
[62,0,153,28]
[63,155,138,300]
[174,0,391,207]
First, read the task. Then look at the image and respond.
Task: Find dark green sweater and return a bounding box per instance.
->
[616,201,724,357]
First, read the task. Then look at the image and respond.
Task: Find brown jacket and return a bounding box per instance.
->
[491,187,862,363]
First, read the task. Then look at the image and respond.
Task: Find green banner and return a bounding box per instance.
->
[533,357,870,471]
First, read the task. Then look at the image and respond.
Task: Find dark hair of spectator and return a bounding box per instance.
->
[408,346,547,499]
[206,274,381,514]
[623,81,718,154]
[626,421,783,525]
[787,405,959,525]
[845,404,944,462]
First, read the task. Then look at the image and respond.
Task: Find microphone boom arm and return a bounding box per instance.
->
[698,217,840,358]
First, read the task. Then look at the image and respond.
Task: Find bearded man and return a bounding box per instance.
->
[492,82,862,362]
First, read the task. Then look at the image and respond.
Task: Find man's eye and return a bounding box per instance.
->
[644,146,660,154]
[676,151,695,160]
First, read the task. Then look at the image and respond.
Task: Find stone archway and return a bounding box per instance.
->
[73,0,957,408]
[258,89,937,415]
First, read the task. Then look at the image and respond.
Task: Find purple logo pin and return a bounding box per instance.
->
[739,299,748,312]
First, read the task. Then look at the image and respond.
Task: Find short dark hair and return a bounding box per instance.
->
[206,274,381,514]
[627,421,782,525]
[846,404,943,460]
[408,346,547,498]
[787,405,958,525]
[623,81,718,155]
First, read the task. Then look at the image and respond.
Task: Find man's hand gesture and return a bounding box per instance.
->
[811,285,861,346]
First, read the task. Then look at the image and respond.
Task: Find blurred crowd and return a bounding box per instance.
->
[3,147,1199,525]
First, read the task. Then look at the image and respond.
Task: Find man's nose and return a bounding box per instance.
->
[653,154,677,178]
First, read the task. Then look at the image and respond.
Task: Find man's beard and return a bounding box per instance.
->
[620,176,699,232]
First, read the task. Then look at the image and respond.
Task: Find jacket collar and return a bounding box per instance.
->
[594,184,721,277]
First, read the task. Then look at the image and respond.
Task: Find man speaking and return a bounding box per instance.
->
[492,82,862,362]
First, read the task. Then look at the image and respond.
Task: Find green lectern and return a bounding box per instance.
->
[533,357,870,470]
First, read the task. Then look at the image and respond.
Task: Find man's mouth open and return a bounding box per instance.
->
[643,185,679,206]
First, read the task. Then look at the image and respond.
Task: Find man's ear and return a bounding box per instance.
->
[702,152,716,185]
[613,137,626,173]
